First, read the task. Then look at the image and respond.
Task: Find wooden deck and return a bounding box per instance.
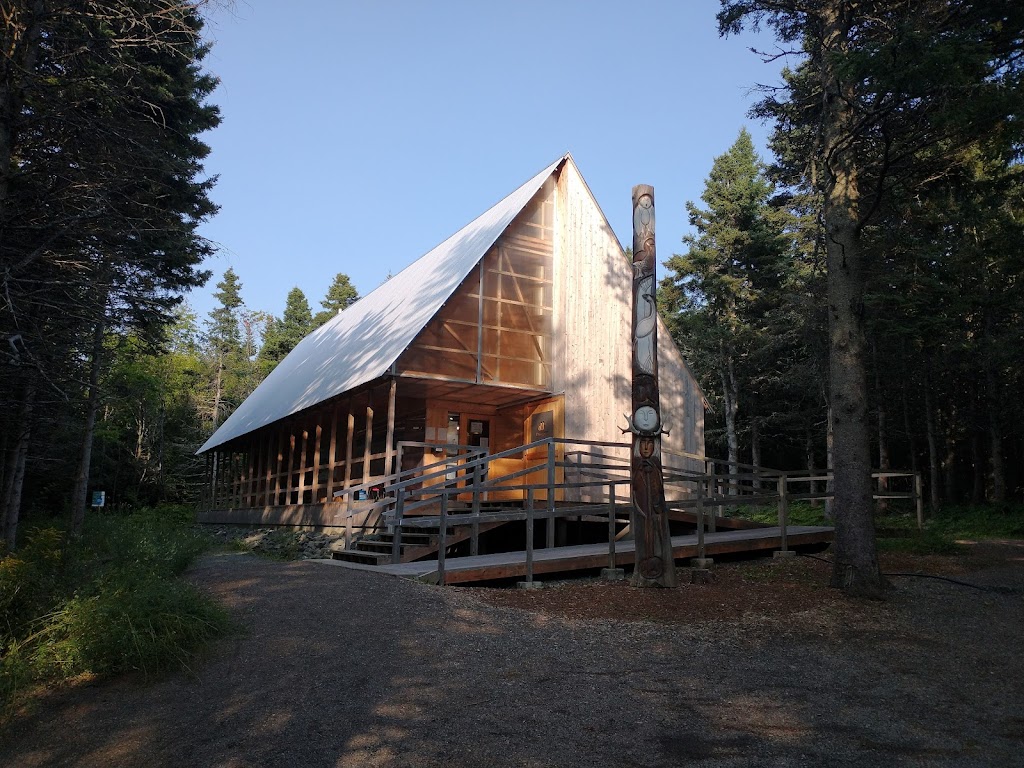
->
[314,525,833,584]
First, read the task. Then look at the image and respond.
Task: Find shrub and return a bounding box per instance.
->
[0,505,228,707]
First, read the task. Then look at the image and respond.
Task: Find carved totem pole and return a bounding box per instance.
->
[625,185,677,588]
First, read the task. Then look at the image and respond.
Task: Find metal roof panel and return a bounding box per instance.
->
[198,156,566,453]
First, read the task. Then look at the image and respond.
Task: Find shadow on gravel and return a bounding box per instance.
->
[1,550,1022,767]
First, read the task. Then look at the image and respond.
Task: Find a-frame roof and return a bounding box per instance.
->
[199,155,568,453]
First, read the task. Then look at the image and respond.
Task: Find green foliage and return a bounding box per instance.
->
[314,273,360,327]
[0,506,229,706]
[744,501,827,527]
[259,287,314,368]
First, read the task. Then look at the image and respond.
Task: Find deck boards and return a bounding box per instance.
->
[314,525,833,584]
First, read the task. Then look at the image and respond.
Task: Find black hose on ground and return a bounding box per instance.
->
[796,552,1023,594]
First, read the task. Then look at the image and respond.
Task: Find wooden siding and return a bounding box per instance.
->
[554,161,703,462]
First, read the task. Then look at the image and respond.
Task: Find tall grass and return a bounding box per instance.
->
[0,505,230,706]
[743,499,1024,555]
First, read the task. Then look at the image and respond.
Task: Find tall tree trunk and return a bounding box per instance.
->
[943,433,956,504]
[873,345,889,512]
[825,406,834,522]
[924,376,941,514]
[0,1,45,218]
[750,418,762,490]
[985,365,1006,503]
[971,429,985,505]
[820,1,884,596]
[806,428,819,507]
[212,351,224,429]
[71,316,105,534]
[1,378,35,552]
[901,382,918,476]
[719,348,739,496]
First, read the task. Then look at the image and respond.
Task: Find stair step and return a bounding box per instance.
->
[376,532,433,545]
[331,549,389,566]
[357,540,415,553]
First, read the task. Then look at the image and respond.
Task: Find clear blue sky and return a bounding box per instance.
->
[191,0,789,320]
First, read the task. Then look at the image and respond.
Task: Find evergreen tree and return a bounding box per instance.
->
[259,287,314,368]
[664,129,787,482]
[205,269,244,429]
[313,273,359,327]
[1,2,220,545]
[720,0,1024,596]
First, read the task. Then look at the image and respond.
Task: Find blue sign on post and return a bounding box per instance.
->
[91,491,106,508]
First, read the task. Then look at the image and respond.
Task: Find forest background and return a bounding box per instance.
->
[1,1,1021,581]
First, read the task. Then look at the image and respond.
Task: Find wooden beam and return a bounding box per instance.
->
[312,419,323,503]
[247,439,257,507]
[326,402,340,498]
[298,422,309,505]
[385,379,397,477]
[263,432,274,506]
[273,431,284,506]
[286,429,297,505]
[362,405,374,486]
[343,404,355,490]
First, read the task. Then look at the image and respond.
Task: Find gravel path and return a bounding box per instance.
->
[2,547,1022,767]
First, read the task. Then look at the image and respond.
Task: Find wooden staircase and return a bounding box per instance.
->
[330,517,507,566]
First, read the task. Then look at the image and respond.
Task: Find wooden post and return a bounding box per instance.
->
[311,421,323,503]
[608,481,617,569]
[286,430,296,505]
[437,493,448,586]
[777,474,789,552]
[391,487,405,564]
[343,407,355,490]
[546,440,556,549]
[362,405,374,487]
[344,490,353,549]
[384,378,397,477]
[263,433,274,506]
[273,432,284,506]
[298,425,309,505]
[471,461,481,556]
[246,440,256,507]
[525,489,535,583]
[627,184,677,587]
[696,474,706,561]
[326,402,340,499]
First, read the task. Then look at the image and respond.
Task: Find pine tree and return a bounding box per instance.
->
[313,273,359,327]
[720,0,1024,596]
[664,129,786,482]
[259,287,314,368]
[205,269,244,429]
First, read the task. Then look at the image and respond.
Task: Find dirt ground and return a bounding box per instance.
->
[1,541,1022,767]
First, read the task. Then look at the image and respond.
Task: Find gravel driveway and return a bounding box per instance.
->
[2,547,1022,767]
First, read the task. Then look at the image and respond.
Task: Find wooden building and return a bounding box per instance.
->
[198,155,706,526]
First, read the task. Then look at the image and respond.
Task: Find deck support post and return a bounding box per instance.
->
[391,487,405,564]
[525,488,535,584]
[627,184,677,587]
[437,493,448,586]
[545,441,556,549]
[777,474,789,553]
[470,461,481,557]
[696,477,706,561]
[607,481,617,569]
